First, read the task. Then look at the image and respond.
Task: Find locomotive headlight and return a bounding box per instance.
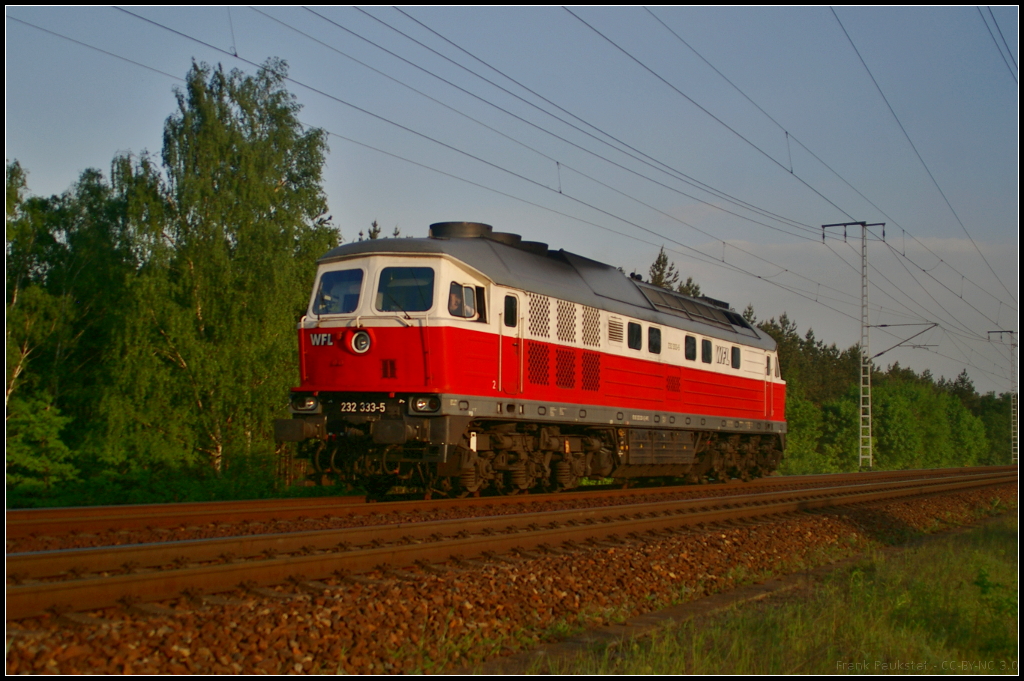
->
[291,394,319,412]
[411,396,441,413]
[350,330,371,354]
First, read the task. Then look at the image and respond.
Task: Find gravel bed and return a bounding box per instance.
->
[5,484,1015,675]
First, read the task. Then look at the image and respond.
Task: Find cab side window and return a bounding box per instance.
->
[448,282,477,319]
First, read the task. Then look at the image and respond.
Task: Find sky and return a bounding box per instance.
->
[6,6,1019,394]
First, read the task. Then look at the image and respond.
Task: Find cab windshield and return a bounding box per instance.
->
[376,267,435,313]
[313,269,363,315]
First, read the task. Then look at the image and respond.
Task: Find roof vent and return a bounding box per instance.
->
[429,222,493,239]
[486,231,522,247]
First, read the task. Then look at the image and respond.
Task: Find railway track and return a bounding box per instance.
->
[6,466,1007,541]
[7,467,1015,621]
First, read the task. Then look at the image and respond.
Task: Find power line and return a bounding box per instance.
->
[364,6,1012,342]
[376,6,824,236]
[103,7,876,325]
[255,8,893,314]
[646,6,1017,316]
[563,7,1020,337]
[830,6,1017,305]
[978,6,1018,83]
[280,8,824,243]
[10,8,1010,389]
[16,8,864,320]
[7,15,184,83]
[563,6,857,222]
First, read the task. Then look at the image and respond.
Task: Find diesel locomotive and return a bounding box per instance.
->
[275,222,786,496]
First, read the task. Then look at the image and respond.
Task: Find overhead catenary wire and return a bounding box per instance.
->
[563,6,858,224]
[978,6,1018,83]
[645,5,1017,316]
[311,7,1001,333]
[299,5,1015,340]
[18,9,999,351]
[830,6,1017,305]
[261,8,826,245]
[376,6,823,236]
[8,8,1013,389]
[19,8,873,324]
[15,8,874,323]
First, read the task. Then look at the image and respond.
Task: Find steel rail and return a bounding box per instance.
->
[7,466,1009,539]
[6,470,1013,582]
[6,471,1014,621]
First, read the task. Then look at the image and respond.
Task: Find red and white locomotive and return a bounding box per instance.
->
[276,222,785,495]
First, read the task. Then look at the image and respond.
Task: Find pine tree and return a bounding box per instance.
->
[678,276,702,298]
[648,247,680,289]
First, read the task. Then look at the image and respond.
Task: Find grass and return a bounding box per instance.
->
[540,515,1018,675]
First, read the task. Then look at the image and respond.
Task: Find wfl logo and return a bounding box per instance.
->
[310,333,334,346]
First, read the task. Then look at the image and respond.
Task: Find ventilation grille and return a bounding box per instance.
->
[556,300,577,343]
[666,375,681,393]
[608,317,624,344]
[555,348,575,389]
[582,352,601,391]
[528,342,549,385]
[581,306,601,347]
[528,293,550,338]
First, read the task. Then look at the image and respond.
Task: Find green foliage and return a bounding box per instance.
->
[677,276,701,298]
[758,313,859,406]
[103,59,338,473]
[777,393,830,475]
[7,59,339,503]
[5,395,78,490]
[976,392,1013,464]
[751,306,998,475]
[818,390,859,471]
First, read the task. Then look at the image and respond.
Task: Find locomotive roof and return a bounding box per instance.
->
[318,234,776,351]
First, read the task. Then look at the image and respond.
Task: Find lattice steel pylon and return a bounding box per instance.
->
[858,223,873,470]
[824,221,882,470]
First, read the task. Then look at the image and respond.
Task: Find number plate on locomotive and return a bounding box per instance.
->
[339,401,387,413]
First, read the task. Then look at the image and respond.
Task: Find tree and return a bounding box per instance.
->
[359,220,382,241]
[6,395,77,490]
[106,59,338,472]
[648,247,679,289]
[677,276,702,298]
[647,247,705,298]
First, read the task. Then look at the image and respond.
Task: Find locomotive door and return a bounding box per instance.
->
[764,355,773,418]
[498,294,522,394]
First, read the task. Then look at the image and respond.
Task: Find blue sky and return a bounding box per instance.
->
[6,6,1019,393]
